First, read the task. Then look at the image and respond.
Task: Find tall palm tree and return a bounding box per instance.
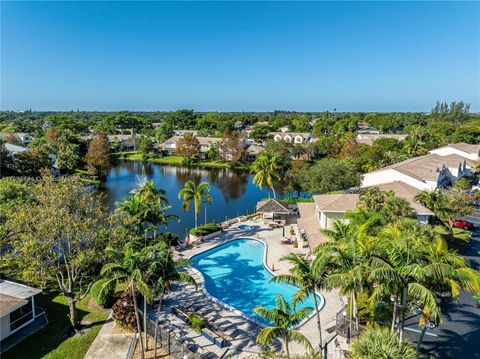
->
[253,294,313,358]
[250,151,280,198]
[99,242,154,359]
[147,240,197,358]
[415,189,455,230]
[350,328,419,359]
[178,180,212,229]
[271,253,328,352]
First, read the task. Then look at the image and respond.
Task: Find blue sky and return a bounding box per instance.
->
[1,1,479,112]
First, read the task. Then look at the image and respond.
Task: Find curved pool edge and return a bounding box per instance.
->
[187,236,326,329]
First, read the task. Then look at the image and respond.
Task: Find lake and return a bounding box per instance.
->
[101,161,291,239]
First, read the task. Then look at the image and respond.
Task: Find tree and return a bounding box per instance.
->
[138,136,154,160]
[178,180,212,229]
[296,158,362,194]
[0,140,15,176]
[415,189,456,230]
[250,151,281,198]
[253,294,313,358]
[99,242,154,359]
[350,328,418,359]
[16,147,52,177]
[150,240,197,358]
[85,133,112,179]
[2,174,114,332]
[250,125,271,142]
[176,133,200,160]
[218,129,244,162]
[271,253,327,352]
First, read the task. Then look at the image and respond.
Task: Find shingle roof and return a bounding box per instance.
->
[371,154,473,182]
[447,143,480,154]
[313,194,360,212]
[245,144,264,155]
[4,143,27,155]
[0,294,28,317]
[256,199,291,214]
[162,135,222,146]
[269,132,311,139]
[368,182,433,215]
[0,280,41,300]
[356,134,408,146]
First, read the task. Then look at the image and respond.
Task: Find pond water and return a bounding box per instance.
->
[101,161,291,239]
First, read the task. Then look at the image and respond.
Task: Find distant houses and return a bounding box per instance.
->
[356,133,408,146]
[0,133,32,147]
[268,132,316,145]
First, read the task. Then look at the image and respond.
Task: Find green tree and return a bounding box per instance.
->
[296,158,361,194]
[138,136,154,160]
[250,151,281,198]
[253,294,313,358]
[178,180,212,229]
[271,253,327,352]
[2,174,114,332]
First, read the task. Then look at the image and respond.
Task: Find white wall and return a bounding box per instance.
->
[362,169,434,191]
[430,147,479,161]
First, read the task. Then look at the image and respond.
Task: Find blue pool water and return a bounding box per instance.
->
[191,238,323,323]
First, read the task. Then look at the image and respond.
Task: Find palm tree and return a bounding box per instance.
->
[250,151,280,198]
[99,242,154,359]
[178,180,212,229]
[147,240,197,358]
[415,189,455,230]
[253,294,313,358]
[271,253,327,352]
[350,328,419,359]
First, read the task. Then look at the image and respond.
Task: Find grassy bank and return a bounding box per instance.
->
[3,291,108,359]
[115,152,251,171]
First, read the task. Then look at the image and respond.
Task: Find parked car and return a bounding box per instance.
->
[472,200,480,208]
[453,218,474,230]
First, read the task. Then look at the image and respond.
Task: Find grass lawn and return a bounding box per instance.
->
[3,291,108,359]
[116,152,250,171]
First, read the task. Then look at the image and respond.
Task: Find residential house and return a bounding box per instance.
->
[245,144,265,162]
[4,143,27,157]
[361,153,474,191]
[173,130,199,136]
[0,133,32,147]
[159,135,222,158]
[296,182,433,248]
[429,143,480,161]
[107,133,137,152]
[0,280,47,352]
[269,132,316,145]
[357,123,380,134]
[278,125,290,133]
[356,133,408,146]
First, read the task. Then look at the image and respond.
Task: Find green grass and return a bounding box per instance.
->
[3,291,108,359]
[117,152,251,171]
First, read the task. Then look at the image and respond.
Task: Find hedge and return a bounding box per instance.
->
[190,223,221,237]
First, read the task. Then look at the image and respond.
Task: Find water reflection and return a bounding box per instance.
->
[100,161,290,237]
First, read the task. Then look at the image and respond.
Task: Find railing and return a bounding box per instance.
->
[143,315,206,359]
[10,311,34,331]
[125,333,138,359]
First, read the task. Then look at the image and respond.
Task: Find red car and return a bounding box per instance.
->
[453,218,474,230]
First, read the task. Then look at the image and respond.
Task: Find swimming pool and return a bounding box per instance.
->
[191,238,323,324]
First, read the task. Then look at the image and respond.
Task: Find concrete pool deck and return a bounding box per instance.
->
[154,220,348,357]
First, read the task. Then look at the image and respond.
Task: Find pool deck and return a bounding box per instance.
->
[154,220,348,358]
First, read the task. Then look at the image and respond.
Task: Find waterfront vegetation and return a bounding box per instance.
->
[1,104,480,358]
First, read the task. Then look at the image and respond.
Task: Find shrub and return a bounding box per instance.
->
[112,286,136,329]
[91,279,115,308]
[190,223,221,237]
[187,313,205,334]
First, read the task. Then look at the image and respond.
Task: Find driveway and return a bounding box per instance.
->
[404,222,480,359]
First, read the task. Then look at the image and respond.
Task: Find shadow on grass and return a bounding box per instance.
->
[2,290,106,359]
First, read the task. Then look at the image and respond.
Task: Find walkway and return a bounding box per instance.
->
[156,220,347,357]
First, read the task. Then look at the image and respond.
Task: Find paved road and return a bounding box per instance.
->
[405,211,480,359]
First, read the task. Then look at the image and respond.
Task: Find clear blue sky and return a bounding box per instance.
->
[1,1,479,112]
